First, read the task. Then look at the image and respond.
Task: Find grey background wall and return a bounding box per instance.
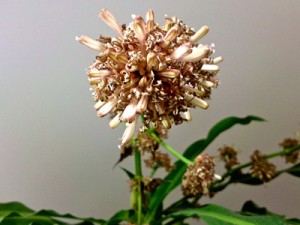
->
[1,0,300,223]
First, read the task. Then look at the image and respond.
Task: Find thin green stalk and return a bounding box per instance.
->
[148,130,193,166]
[134,149,143,225]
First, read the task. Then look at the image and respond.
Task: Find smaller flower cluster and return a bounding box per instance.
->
[249,150,277,182]
[279,138,299,164]
[135,125,173,172]
[218,145,240,170]
[182,154,216,196]
[144,151,174,172]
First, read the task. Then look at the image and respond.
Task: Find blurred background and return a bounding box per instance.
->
[1,0,300,223]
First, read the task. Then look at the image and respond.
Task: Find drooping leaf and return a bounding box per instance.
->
[163,204,286,225]
[0,202,106,225]
[241,201,300,225]
[145,115,265,223]
[35,209,106,224]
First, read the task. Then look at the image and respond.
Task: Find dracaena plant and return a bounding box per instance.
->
[1,8,299,225]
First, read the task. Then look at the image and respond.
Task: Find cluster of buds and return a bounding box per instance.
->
[279,138,299,164]
[144,150,174,172]
[249,150,277,182]
[77,9,222,147]
[182,154,218,196]
[218,145,240,170]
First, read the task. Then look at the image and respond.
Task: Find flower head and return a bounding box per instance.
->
[250,150,277,182]
[279,138,299,164]
[182,153,217,196]
[218,145,240,170]
[78,9,222,146]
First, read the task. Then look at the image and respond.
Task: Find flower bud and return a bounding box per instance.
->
[156,69,180,78]
[121,98,138,123]
[201,64,220,72]
[213,56,223,64]
[121,119,137,145]
[97,99,117,117]
[180,46,209,62]
[184,93,208,109]
[99,8,123,36]
[146,9,155,32]
[171,44,192,60]
[136,94,149,113]
[146,52,159,71]
[133,16,147,43]
[76,36,106,52]
[109,113,121,128]
[190,25,209,43]
[94,100,106,110]
[88,68,112,77]
[164,25,179,42]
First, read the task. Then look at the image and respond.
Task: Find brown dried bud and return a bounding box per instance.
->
[249,150,277,182]
[218,145,240,170]
[279,138,299,164]
[144,151,174,172]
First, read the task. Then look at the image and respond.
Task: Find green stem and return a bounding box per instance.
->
[147,129,193,166]
[134,149,143,225]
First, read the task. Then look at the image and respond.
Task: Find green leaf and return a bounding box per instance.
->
[164,204,286,225]
[287,218,300,225]
[241,201,300,225]
[0,202,106,225]
[241,201,270,215]
[230,173,265,185]
[145,115,265,223]
[106,209,135,225]
[120,167,135,179]
[285,163,300,177]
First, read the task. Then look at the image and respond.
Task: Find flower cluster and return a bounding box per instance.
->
[182,154,216,196]
[218,145,240,170]
[77,9,222,147]
[249,150,277,182]
[144,151,174,172]
[279,138,299,164]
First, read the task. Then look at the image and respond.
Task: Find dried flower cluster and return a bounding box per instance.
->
[218,145,240,170]
[77,9,222,147]
[250,150,276,182]
[182,154,216,196]
[279,138,299,164]
[144,151,174,172]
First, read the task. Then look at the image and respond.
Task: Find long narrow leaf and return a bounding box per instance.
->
[164,204,286,225]
[0,202,106,225]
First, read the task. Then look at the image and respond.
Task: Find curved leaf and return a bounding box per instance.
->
[0,202,106,225]
[164,204,286,225]
[145,115,264,223]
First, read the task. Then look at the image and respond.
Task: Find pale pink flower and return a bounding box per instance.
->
[78,9,222,146]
